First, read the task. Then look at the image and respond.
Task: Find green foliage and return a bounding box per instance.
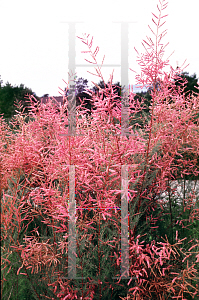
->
[1,249,56,300]
[0,77,40,121]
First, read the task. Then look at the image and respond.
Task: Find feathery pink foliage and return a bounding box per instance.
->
[1,0,199,299]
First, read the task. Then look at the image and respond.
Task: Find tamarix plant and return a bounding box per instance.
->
[1,0,199,299]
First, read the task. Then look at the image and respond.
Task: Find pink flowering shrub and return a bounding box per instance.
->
[1,0,199,299]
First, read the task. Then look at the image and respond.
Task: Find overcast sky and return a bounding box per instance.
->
[0,0,198,97]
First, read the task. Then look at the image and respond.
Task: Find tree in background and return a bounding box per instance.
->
[173,71,199,98]
[66,74,199,130]
[131,72,199,128]
[65,77,126,115]
[90,79,125,109]
[69,77,152,129]
[145,71,199,104]
[0,78,40,121]
[0,75,3,88]
[90,79,124,100]
[64,76,93,114]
